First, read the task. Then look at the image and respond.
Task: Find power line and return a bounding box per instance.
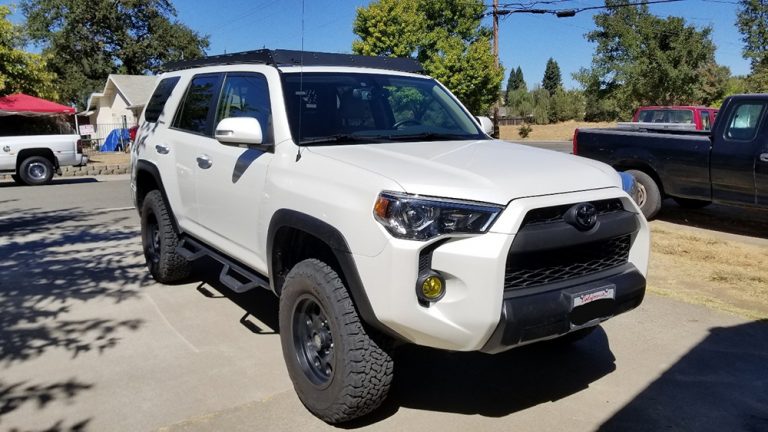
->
[487,0,685,17]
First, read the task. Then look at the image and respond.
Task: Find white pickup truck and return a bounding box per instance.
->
[0,133,88,185]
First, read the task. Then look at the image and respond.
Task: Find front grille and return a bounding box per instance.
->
[521,198,624,227]
[504,235,631,290]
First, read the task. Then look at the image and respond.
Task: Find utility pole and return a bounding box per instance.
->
[492,0,500,137]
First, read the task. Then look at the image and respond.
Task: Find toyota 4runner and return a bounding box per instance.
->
[131,49,649,423]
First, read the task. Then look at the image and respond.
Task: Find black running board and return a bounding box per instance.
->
[176,237,270,294]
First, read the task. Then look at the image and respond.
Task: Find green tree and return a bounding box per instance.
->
[0,5,57,99]
[21,0,209,107]
[737,0,768,70]
[542,58,562,96]
[505,66,525,104]
[353,0,503,114]
[576,0,726,120]
[549,89,586,123]
[737,0,768,93]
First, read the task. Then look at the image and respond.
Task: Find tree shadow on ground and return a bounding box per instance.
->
[0,207,148,429]
[599,320,768,431]
[656,201,768,240]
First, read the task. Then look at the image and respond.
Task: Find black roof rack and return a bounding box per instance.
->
[163,49,423,73]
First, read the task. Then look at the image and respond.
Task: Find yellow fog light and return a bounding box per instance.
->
[416,273,446,303]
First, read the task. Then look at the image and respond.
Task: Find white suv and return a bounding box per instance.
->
[131,49,649,423]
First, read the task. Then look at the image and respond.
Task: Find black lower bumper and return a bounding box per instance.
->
[480,264,645,354]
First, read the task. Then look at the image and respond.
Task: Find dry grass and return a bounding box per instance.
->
[499,120,617,141]
[87,151,131,166]
[648,224,768,320]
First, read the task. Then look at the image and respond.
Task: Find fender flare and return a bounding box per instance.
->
[267,209,397,338]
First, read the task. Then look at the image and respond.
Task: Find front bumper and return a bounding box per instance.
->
[480,263,645,354]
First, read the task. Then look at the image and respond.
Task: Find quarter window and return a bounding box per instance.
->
[724,102,766,141]
[173,75,220,135]
[144,76,180,123]
[215,74,273,143]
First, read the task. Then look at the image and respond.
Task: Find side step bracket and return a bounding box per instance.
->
[176,237,270,294]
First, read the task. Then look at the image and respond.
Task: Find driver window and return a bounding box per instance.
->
[215,73,273,143]
[725,102,765,141]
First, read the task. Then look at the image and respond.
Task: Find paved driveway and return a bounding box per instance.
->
[1,177,766,431]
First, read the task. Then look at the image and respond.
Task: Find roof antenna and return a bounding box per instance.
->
[296,0,305,162]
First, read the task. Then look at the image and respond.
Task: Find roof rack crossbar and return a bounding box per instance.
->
[163,49,424,74]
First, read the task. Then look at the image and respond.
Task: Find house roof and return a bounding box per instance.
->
[82,74,157,113]
[0,93,75,116]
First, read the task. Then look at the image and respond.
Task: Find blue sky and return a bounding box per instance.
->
[10,0,751,89]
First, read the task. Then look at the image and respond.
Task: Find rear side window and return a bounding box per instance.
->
[724,102,766,141]
[144,77,180,123]
[173,75,221,135]
[701,111,711,131]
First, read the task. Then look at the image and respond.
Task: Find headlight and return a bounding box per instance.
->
[619,172,641,205]
[373,192,503,240]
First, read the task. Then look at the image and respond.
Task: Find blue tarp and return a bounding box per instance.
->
[100,128,130,152]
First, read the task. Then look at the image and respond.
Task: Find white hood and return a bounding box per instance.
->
[307,139,621,204]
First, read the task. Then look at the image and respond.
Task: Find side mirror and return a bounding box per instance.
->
[215,117,264,146]
[476,116,494,135]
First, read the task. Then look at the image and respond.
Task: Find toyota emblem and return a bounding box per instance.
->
[566,203,598,231]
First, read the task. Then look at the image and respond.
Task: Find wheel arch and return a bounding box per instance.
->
[267,209,397,338]
[16,148,58,172]
[134,160,181,231]
[612,161,665,197]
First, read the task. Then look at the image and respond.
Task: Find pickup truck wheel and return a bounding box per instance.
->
[140,190,191,283]
[279,259,393,424]
[626,169,661,219]
[10,174,26,186]
[673,197,711,209]
[19,156,54,185]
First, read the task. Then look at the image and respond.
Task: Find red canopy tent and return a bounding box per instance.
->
[0,93,75,116]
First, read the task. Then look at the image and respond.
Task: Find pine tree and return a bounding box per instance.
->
[542,58,562,96]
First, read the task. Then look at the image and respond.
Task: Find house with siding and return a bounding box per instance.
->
[80,74,157,140]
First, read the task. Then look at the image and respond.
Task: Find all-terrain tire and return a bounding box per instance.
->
[672,197,711,209]
[279,259,393,424]
[626,169,662,220]
[18,156,54,185]
[140,190,191,283]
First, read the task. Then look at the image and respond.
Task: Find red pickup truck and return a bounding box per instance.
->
[633,106,719,131]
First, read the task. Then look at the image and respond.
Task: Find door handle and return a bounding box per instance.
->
[155,144,170,154]
[196,155,212,169]
[760,153,768,163]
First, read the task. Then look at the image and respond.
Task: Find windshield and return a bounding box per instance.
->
[281,72,486,145]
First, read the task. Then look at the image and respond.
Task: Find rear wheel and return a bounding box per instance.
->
[19,156,54,185]
[10,174,26,186]
[279,259,393,423]
[626,169,661,220]
[673,197,711,209]
[140,190,191,283]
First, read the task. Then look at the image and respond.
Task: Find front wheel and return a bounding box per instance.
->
[279,259,393,423]
[626,169,661,220]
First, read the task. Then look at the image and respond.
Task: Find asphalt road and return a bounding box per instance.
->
[1,177,766,432]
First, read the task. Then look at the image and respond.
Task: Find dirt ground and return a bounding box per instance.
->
[500,120,617,141]
[87,151,131,165]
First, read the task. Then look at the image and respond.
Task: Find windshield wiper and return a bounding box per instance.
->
[299,134,387,145]
[385,132,475,141]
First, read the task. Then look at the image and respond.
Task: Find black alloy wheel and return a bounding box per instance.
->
[292,295,335,386]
